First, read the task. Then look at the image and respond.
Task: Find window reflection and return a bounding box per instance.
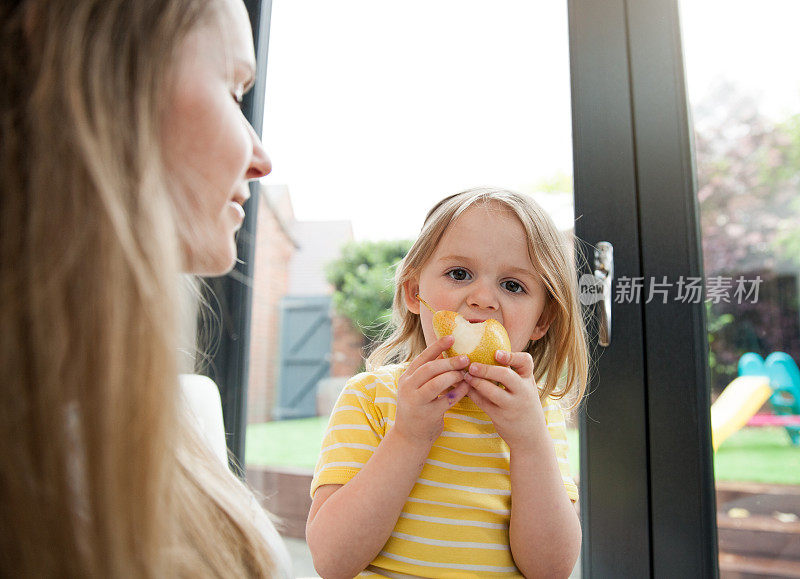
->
[680,1,800,575]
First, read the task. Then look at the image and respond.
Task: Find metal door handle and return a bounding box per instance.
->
[594,242,613,347]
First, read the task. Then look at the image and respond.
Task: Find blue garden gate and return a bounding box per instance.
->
[273,296,332,419]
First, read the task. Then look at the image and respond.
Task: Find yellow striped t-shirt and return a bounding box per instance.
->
[310,364,578,578]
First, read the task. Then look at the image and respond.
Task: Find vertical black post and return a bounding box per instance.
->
[570,0,719,574]
[626,0,719,575]
[204,0,272,475]
[568,0,653,575]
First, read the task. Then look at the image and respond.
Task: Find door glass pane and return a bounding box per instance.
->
[680,1,800,576]
[243,1,582,576]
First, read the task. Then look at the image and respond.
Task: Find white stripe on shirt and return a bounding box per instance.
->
[431,445,510,459]
[332,405,365,413]
[362,565,425,578]
[317,461,365,470]
[415,478,511,496]
[327,424,375,433]
[440,431,499,439]
[342,388,373,401]
[391,531,509,551]
[378,551,518,573]
[399,512,507,530]
[374,396,397,405]
[444,413,493,425]
[424,459,509,475]
[405,496,510,516]
[320,442,378,454]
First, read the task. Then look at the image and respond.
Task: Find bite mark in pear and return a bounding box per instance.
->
[416,294,511,366]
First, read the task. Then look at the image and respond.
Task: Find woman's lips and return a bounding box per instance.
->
[229,200,245,228]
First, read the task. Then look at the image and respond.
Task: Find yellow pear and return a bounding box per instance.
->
[417,295,511,366]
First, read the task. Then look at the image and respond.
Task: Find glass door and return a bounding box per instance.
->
[212,0,755,576]
[245,1,584,576]
[679,1,800,576]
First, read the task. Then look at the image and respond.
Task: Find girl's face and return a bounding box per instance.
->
[162,0,271,276]
[404,203,553,353]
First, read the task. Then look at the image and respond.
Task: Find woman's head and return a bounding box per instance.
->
[163,0,271,275]
[1,0,275,575]
[17,0,270,279]
[369,188,588,404]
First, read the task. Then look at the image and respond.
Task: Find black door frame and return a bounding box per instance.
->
[570,0,652,573]
[571,0,718,576]
[202,0,272,474]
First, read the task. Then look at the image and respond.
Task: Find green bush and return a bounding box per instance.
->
[326,239,413,342]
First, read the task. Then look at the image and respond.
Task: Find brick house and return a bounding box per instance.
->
[247,185,365,423]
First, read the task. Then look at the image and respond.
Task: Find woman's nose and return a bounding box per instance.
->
[246,122,271,180]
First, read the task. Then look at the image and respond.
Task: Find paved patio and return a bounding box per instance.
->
[284,537,317,578]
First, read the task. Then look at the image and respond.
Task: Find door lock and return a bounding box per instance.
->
[594,241,613,347]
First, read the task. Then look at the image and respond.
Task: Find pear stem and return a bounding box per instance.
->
[415,294,436,314]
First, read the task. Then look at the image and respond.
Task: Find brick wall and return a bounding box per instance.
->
[330,314,366,377]
[247,186,362,423]
[248,188,296,424]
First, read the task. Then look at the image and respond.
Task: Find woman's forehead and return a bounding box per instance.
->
[204,0,256,67]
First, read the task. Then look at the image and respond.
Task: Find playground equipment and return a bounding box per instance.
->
[762,352,800,446]
[711,352,800,451]
[710,375,771,451]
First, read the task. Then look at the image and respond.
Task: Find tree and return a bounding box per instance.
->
[695,82,800,274]
[326,239,413,344]
[694,81,800,392]
[772,113,800,265]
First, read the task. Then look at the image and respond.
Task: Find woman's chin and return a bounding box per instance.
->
[182,241,238,277]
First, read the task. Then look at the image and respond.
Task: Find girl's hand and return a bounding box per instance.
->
[463,350,546,451]
[393,335,471,447]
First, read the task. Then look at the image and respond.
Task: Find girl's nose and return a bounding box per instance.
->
[467,279,499,310]
[245,122,271,180]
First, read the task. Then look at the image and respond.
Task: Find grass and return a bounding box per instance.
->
[245,417,329,469]
[714,426,800,485]
[246,419,583,475]
[245,420,800,485]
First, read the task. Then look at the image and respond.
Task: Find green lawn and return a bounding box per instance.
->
[714,426,800,485]
[246,417,329,469]
[244,418,580,471]
[246,420,799,485]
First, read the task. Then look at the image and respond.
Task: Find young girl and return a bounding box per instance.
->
[306,188,589,578]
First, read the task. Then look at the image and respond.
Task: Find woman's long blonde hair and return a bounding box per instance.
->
[0,1,277,576]
[368,188,589,407]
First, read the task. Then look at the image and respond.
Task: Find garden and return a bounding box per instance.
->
[246,418,800,485]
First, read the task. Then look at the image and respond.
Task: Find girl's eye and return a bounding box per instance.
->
[502,280,526,294]
[447,268,471,282]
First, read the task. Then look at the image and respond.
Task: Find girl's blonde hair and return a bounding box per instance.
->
[1,1,277,576]
[368,188,589,406]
